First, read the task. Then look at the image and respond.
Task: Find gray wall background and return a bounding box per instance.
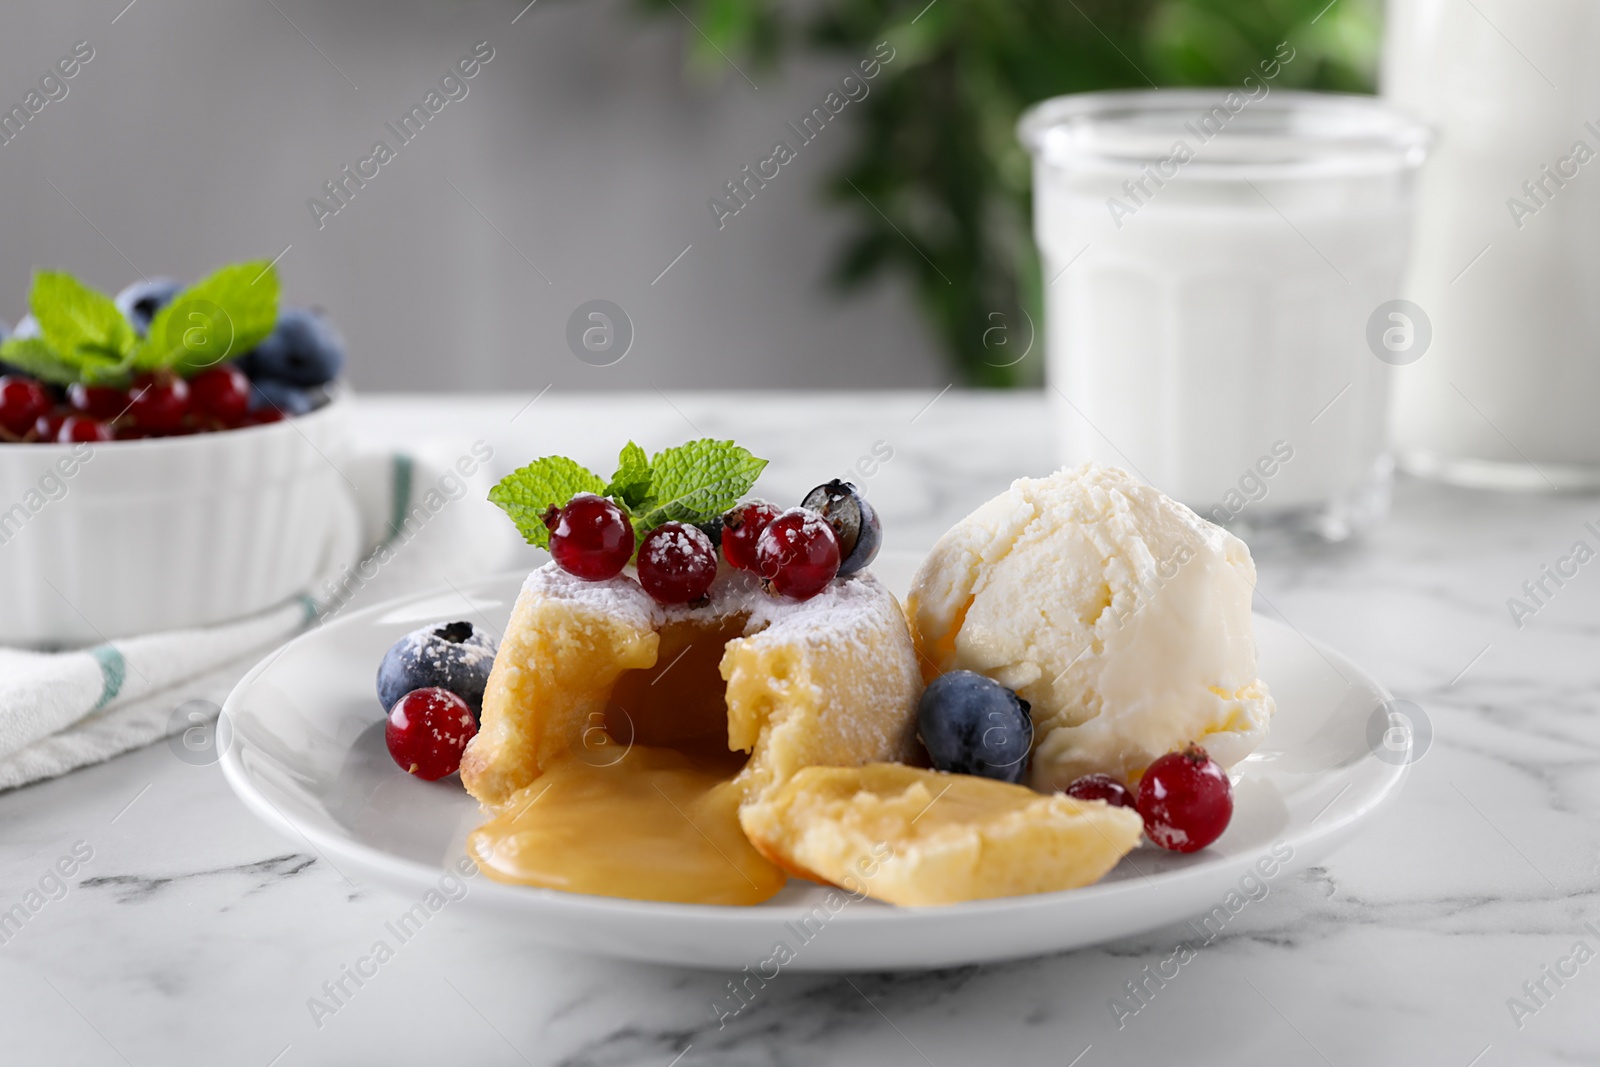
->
[0,0,943,392]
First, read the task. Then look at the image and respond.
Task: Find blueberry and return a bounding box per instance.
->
[243,307,345,386]
[917,671,1033,783]
[249,379,314,417]
[800,479,881,576]
[113,278,182,336]
[377,620,499,720]
[695,515,724,551]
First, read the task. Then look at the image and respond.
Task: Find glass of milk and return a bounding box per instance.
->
[1385,0,1600,490]
[1018,90,1429,541]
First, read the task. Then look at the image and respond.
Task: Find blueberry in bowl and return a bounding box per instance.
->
[239,307,345,388]
[377,621,501,721]
[249,379,315,418]
[113,277,182,336]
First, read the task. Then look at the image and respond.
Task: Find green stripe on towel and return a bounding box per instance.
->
[90,645,127,711]
[386,454,414,542]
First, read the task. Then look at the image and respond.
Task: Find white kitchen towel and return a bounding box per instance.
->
[0,442,516,791]
[0,616,310,792]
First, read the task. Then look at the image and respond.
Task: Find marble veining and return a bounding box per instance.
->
[78,854,318,905]
[0,392,1596,1066]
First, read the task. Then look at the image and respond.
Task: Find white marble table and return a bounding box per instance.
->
[1,392,1594,1067]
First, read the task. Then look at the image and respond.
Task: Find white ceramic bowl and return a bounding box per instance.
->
[0,394,356,648]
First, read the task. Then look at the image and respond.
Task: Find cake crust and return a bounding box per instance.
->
[461,563,922,810]
[741,762,1144,906]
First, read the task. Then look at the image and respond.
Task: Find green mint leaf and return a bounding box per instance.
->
[135,260,280,375]
[29,270,137,369]
[488,457,607,549]
[636,439,767,530]
[0,337,80,386]
[72,349,134,385]
[604,441,654,511]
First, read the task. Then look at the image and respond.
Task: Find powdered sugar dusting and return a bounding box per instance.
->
[739,569,899,656]
[396,622,497,673]
[518,559,897,652]
[519,565,660,631]
[639,522,713,567]
[772,506,835,545]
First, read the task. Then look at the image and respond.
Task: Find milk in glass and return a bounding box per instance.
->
[1019,90,1428,540]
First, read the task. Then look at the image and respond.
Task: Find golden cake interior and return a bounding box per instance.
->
[469,610,788,906]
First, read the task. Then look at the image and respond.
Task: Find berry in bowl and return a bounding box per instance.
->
[1,265,344,443]
[0,261,357,647]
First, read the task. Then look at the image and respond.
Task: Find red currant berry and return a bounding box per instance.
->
[545,493,634,581]
[1064,773,1137,810]
[33,408,68,443]
[1136,744,1233,853]
[245,407,285,426]
[755,507,840,600]
[0,376,51,437]
[57,415,113,443]
[720,500,781,572]
[189,365,251,423]
[636,521,718,604]
[385,687,478,781]
[128,371,190,433]
[67,383,129,421]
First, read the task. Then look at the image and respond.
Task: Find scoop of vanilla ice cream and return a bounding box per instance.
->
[906,464,1273,791]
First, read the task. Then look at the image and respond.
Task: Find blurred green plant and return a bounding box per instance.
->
[636,0,1381,385]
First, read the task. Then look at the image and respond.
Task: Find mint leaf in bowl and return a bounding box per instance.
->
[28,270,137,378]
[0,336,81,385]
[136,260,280,374]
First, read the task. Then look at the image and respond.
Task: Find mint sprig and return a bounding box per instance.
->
[604,441,653,510]
[136,261,279,374]
[30,271,137,372]
[488,457,608,550]
[634,439,767,529]
[489,438,768,552]
[0,337,85,386]
[0,260,280,386]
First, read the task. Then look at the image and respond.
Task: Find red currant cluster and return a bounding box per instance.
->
[1065,744,1234,853]
[0,366,270,444]
[543,482,881,606]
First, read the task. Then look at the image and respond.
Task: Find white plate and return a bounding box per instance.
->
[220,551,1406,972]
